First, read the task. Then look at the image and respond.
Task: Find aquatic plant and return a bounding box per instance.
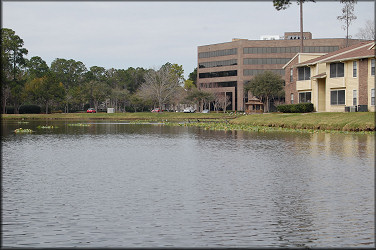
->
[67,123,91,127]
[164,121,374,135]
[14,128,34,133]
[37,125,58,129]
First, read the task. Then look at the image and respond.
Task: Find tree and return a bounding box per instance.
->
[273,0,315,52]
[110,87,129,112]
[163,62,185,85]
[129,93,143,112]
[355,19,374,40]
[188,67,198,87]
[9,78,27,114]
[50,58,87,89]
[25,56,49,80]
[112,67,147,94]
[184,79,196,91]
[139,64,182,109]
[24,73,65,114]
[1,28,28,81]
[185,89,214,112]
[83,66,108,110]
[337,0,357,46]
[91,81,111,111]
[213,92,231,113]
[50,58,87,112]
[1,28,28,113]
[244,71,284,112]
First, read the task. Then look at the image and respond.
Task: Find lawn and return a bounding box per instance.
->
[0,112,233,121]
[230,112,375,131]
[2,111,375,132]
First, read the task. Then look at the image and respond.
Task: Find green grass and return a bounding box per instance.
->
[2,111,375,132]
[230,112,375,132]
[1,112,234,121]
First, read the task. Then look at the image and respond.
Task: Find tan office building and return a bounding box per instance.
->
[197,32,363,111]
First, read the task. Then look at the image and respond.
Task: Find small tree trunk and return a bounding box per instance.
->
[2,97,7,114]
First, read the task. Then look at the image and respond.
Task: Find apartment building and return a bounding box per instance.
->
[283,41,375,112]
[197,32,363,111]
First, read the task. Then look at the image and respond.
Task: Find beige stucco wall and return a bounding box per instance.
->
[345,60,359,107]
[317,79,326,112]
[296,80,311,91]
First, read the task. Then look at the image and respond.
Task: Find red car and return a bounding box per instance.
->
[87,108,96,113]
[151,108,162,113]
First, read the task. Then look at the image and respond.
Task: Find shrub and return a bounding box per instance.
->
[6,106,15,114]
[19,104,42,114]
[277,103,314,113]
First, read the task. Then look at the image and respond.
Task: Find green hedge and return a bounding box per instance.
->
[277,103,314,113]
[5,106,15,114]
[19,105,42,114]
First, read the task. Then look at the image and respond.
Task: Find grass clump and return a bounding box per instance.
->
[14,128,34,133]
[67,123,91,127]
[37,125,58,129]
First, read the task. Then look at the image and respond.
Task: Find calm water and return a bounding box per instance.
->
[1,120,375,248]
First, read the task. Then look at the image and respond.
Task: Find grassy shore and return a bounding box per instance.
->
[2,112,375,132]
[230,112,375,132]
[0,112,232,121]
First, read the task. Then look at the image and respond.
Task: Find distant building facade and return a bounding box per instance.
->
[283,41,375,112]
[197,32,363,111]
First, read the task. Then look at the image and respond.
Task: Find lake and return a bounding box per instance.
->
[1,120,374,247]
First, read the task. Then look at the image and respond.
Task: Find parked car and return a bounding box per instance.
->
[151,108,162,113]
[87,108,96,113]
[183,107,196,113]
[202,109,210,113]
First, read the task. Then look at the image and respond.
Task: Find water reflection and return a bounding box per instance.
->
[1,120,374,247]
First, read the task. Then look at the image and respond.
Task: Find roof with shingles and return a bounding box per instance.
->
[311,72,327,79]
[294,41,375,67]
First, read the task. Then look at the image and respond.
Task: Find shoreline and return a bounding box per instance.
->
[2,112,375,133]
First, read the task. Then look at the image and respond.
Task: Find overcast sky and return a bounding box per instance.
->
[2,1,375,78]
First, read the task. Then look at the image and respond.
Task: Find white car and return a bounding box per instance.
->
[183,107,196,113]
[202,109,209,113]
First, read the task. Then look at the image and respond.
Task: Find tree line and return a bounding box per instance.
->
[1,28,214,114]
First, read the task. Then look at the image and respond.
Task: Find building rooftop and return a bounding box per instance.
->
[294,41,375,67]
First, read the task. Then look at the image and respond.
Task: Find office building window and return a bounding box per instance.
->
[243,69,285,76]
[353,61,357,77]
[353,90,357,106]
[371,89,375,106]
[302,46,339,53]
[371,59,375,76]
[298,66,310,81]
[330,89,345,105]
[299,92,311,103]
[198,48,237,59]
[199,59,237,68]
[243,58,290,65]
[200,81,237,88]
[199,70,237,79]
[330,62,344,78]
[243,46,338,54]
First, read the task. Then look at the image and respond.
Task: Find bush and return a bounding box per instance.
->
[5,106,15,114]
[19,104,42,114]
[277,103,314,113]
